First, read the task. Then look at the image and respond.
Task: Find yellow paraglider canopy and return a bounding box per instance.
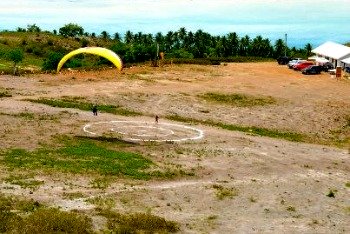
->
[57,47,123,73]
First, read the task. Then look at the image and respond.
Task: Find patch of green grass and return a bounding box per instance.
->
[0,205,92,233]
[0,193,41,232]
[14,112,35,119]
[0,111,61,121]
[0,193,41,213]
[344,116,350,127]
[87,196,116,210]
[90,177,112,189]
[5,175,44,190]
[99,209,179,233]
[22,208,93,233]
[167,114,306,142]
[345,182,350,188]
[199,92,276,107]
[25,97,141,116]
[0,91,12,98]
[0,111,35,119]
[1,137,155,179]
[212,184,238,200]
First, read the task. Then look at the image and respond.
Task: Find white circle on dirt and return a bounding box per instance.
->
[83,120,204,142]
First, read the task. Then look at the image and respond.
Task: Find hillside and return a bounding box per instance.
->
[0,26,319,75]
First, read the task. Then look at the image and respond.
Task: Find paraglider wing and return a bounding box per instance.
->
[56,47,123,72]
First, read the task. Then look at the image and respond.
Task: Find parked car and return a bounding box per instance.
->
[288,58,304,69]
[277,56,291,65]
[302,65,322,75]
[319,62,334,72]
[293,61,314,71]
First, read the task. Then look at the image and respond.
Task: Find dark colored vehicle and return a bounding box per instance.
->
[302,65,322,75]
[344,66,350,73]
[277,56,291,65]
[320,62,334,72]
[293,61,314,71]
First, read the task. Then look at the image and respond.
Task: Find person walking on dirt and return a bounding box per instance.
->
[92,105,98,116]
[155,115,159,123]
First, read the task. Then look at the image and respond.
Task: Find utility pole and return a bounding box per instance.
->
[284,33,288,56]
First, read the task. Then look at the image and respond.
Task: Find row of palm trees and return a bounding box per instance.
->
[115,27,283,59]
[105,27,311,63]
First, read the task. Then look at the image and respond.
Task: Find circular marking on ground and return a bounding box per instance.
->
[83,120,204,142]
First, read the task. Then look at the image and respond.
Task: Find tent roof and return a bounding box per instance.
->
[311,41,350,60]
[342,57,350,64]
[308,56,329,63]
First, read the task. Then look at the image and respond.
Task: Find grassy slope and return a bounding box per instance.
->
[0,31,113,73]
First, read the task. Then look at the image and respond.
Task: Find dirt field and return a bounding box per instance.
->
[0,62,349,233]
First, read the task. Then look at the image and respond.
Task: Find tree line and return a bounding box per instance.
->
[53,23,312,63]
[2,23,313,71]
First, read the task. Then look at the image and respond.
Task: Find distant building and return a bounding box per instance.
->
[312,41,350,67]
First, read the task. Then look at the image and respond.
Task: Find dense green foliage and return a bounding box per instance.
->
[7,48,24,65]
[42,51,64,71]
[0,24,315,72]
[59,23,84,38]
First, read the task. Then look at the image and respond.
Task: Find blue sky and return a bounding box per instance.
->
[1,0,349,47]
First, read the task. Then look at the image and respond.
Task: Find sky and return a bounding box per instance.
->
[1,0,349,47]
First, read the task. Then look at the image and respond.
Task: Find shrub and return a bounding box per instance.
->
[59,23,84,37]
[32,45,45,56]
[42,51,64,71]
[101,210,179,233]
[7,48,24,66]
[65,57,83,68]
[23,208,93,233]
[47,39,54,46]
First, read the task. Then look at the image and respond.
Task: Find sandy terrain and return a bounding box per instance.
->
[0,62,349,233]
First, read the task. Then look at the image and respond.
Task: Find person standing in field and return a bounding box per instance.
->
[92,105,98,116]
[155,115,159,123]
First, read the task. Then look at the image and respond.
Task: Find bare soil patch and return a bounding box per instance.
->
[0,62,349,233]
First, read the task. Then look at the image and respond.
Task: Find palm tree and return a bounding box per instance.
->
[124,30,133,44]
[239,35,251,56]
[304,43,312,56]
[274,39,286,58]
[227,32,239,56]
[165,31,174,52]
[113,32,121,41]
[178,27,187,47]
[100,31,110,40]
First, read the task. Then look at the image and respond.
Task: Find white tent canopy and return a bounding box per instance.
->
[341,57,350,65]
[308,56,329,63]
[312,41,350,60]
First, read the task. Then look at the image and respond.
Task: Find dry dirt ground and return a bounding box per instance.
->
[0,62,349,233]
